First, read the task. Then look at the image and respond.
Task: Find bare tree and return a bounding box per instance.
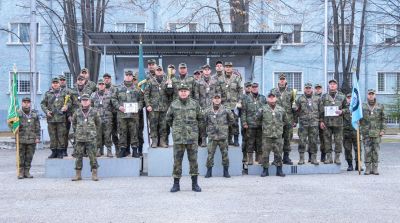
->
[229,0,249,32]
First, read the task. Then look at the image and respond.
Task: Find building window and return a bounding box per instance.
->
[275,24,302,44]
[169,23,197,32]
[115,23,145,32]
[274,72,302,91]
[377,24,400,44]
[329,24,352,44]
[63,72,75,88]
[8,23,40,44]
[62,23,83,44]
[327,72,353,87]
[208,23,231,32]
[9,71,40,94]
[378,72,400,93]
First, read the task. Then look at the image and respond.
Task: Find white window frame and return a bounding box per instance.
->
[168,22,198,32]
[274,23,303,45]
[63,71,75,88]
[376,71,400,94]
[208,23,231,32]
[328,23,353,44]
[376,24,400,45]
[114,22,146,32]
[7,22,41,45]
[62,22,83,45]
[272,71,303,93]
[8,71,41,95]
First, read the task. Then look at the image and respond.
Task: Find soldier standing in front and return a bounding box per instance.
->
[314,83,326,162]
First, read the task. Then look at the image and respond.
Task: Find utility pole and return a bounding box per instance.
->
[30,0,37,109]
[324,0,328,88]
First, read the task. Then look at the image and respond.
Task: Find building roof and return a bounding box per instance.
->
[87,31,282,56]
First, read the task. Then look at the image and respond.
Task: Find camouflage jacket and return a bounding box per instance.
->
[293,94,320,127]
[219,74,243,110]
[144,76,172,112]
[86,80,97,93]
[194,77,221,108]
[211,71,225,83]
[318,91,348,127]
[112,82,144,119]
[171,74,198,101]
[18,109,41,144]
[360,102,386,138]
[270,85,295,122]
[41,88,71,123]
[72,107,101,142]
[343,101,357,133]
[70,85,94,114]
[242,93,266,128]
[90,90,113,120]
[256,104,288,139]
[166,98,204,144]
[204,105,234,140]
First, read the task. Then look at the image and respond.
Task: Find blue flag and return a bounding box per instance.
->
[350,74,363,129]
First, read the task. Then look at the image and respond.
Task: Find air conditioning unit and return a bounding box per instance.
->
[272,44,282,51]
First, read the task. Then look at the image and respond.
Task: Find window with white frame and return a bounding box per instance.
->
[274,72,302,91]
[378,72,400,93]
[115,23,145,32]
[377,24,400,44]
[275,24,302,44]
[208,23,231,32]
[9,71,40,94]
[62,23,83,44]
[329,24,352,44]
[169,23,197,32]
[327,72,353,87]
[63,72,75,88]
[9,23,40,44]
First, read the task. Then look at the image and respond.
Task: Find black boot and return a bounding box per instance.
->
[57,149,64,159]
[283,152,293,165]
[124,147,131,157]
[205,167,212,178]
[132,147,140,158]
[228,135,234,146]
[260,167,269,177]
[191,176,202,192]
[223,166,231,178]
[346,160,354,171]
[170,178,180,193]
[276,166,286,177]
[138,145,143,157]
[48,149,57,159]
[62,149,68,157]
[308,152,312,163]
[355,161,364,171]
[320,152,326,162]
[117,147,126,158]
[233,135,239,147]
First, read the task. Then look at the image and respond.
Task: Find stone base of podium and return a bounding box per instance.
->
[148,147,243,177]
[247,163,341,176]
[45,157,141,178]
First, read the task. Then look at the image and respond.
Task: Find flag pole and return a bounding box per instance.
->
[356,124,361,175]
[16,129,20,176]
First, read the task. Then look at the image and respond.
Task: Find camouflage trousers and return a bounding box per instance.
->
[112,112,119,150]
[363,137,381,164]
[138,110,144,147]
[247,127,262,155]
[18,143,36,169]
[323,126,343,154]
[64,120,71,149]
[228,112,239,137]
[283,123,293,153]
[318,127,325,153]
[48,122,67,150]
[172,144,199,178]
[118,117,139,148]
[206,139,229,168]
[97,119,113,149]
[241,127,248,161]
[74,142,98,170]
[148,111,168,140]
[298,125,318,154]
[261,137,283,168]
[344,130,362,161]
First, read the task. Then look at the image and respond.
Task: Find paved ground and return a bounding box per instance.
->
[0,143,399,223]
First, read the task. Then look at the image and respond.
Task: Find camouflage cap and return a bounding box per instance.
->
[97,79,104,84]
[346,93,352,97]
[81,68,89,73]
[81,94,90,100]
[244,81,252,87]
[193,70,201,75]
[147,59,157,64]
[213,93,221,98]
[215,60,223,65]
[202,64,211,69]
[125,70,133,76]
[58,75,66,80]
[168,64,175,69]
[178,83,190,91]
[156,65,163,71]
[368,89,376,94]
[329,79,338,84]
[279,73,286,79]
[267,91,276,97]
[314,83,322,88]
[178,63,187,68]
[304,82,313,88]
[22,97,31,102]
[251,82,259,87]
[224,62,233,67]
[103,73,111,78]
[52,77,60,83]
[77,75,85,80]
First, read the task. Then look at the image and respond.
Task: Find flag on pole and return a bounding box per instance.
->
[137,37,146,90]
[7,66,20,134]
[350,74,363,129]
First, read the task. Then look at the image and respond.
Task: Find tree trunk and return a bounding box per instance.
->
[229,0,249,32]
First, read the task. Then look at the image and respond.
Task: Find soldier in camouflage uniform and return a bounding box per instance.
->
[144,66,172,148]
[204,94,234,178]
[59,74,73,157]
[112,70,144,158]
[91,79,114,157]
[239,82,252,163]
[292,82,320,165]
[314,83,326,162]
[318,79,347,164]
[166,84,203,193]
[193,70,201,81]
[41,77,71,159]
[171,63,198,101]
[242,83,266,165]
[71,94,101,181]
[103,73,120,155]
[17,97,41,179]
[270,73,296,165]
[146,59,157,80]
[360,89,386,175]
[220,62,242,146]
[80,68,97,93]
[212,60,224,82]
[257,92,287,177]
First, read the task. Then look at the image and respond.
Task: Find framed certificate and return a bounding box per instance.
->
[124,102,138,113]
[325,106,339,117]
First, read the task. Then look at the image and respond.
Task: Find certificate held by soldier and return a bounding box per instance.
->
[325,106,339,117]
[124,102,138,113]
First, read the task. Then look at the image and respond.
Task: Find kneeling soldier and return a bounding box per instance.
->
[72,94,101,181]
[204,94,234,178]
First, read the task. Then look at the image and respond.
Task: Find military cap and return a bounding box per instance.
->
[314,83,322,88]
[224,62,233,66]
[267,91,276,97]
[125,70,133,76]
[81,94,90,100]
[81,68,89,73]
[22,97,31,102]
[156,65,163,71]
[178,83,190,91]
[178,63,187,68]
[215,60,223,65]
[251,82,259,87]
[213,94,221,98]
[329,79,338,84]
[103,73,111,78]
[77,75,85,80]
[193,70,201,75]
[244,81,252,87]
[202,64,211,69]
[97,79,104,84]
[58,75,66,80]
[368,89,376,94]
[168,64,175,69]
[279,73,286,79]
[147,59,157,64]
[52,77,60,83]
[346,93,352,97]
[304,82,313,88]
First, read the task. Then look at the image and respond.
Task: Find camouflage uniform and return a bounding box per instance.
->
[59,75,74,157]
[17,99,40,179]
[105,78,119,154]
[239,83,252,163]
[293,86,320,165]
[360,91,386,175]
[343,95,361,170]
[318,82,347,164]
[314,85,326,161]
[171,73,198,101]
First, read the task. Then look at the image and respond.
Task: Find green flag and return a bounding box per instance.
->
[7,69,20,134]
